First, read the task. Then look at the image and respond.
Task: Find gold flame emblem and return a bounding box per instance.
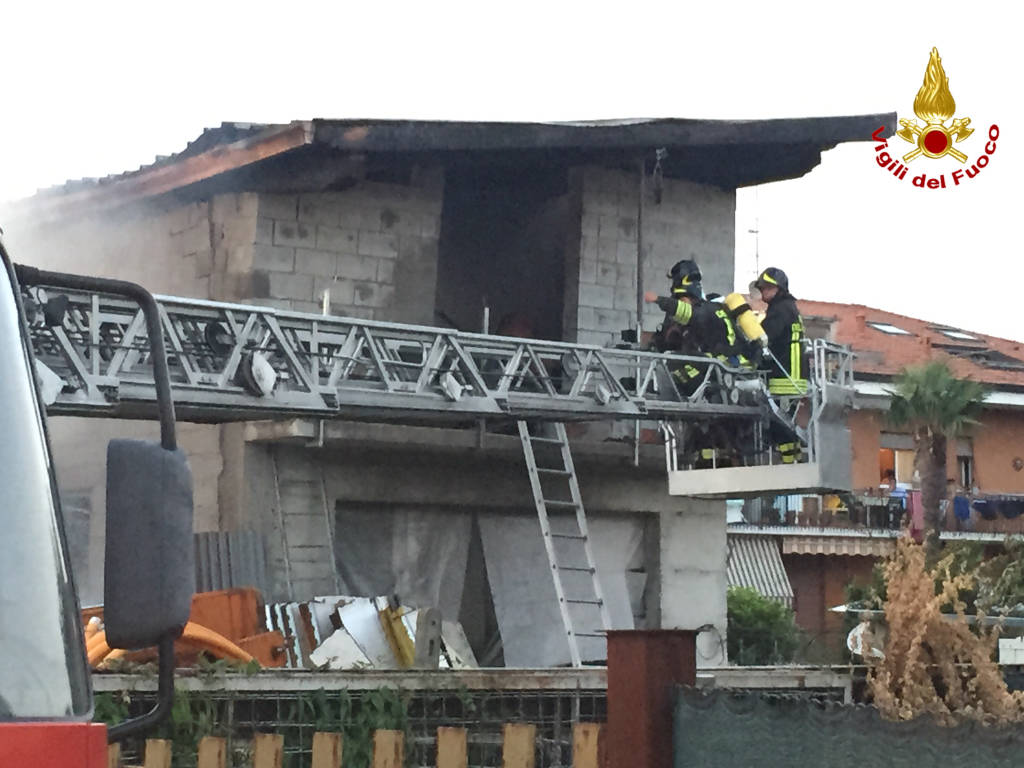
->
[896,48,973,163]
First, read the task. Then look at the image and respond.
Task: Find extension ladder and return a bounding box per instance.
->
[518,421,612,667]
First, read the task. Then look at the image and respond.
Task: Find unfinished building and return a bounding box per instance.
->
[2,115,889,666]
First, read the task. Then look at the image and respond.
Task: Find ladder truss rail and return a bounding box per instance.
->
[27,286,784,425]
[518,421,611,667]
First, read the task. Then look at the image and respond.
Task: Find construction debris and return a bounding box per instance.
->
[305,596,478,671]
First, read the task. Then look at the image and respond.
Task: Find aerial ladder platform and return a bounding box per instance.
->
[21,276,854,497]
[20,272,854,665]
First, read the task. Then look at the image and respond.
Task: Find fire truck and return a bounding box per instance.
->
[0,233,193,765]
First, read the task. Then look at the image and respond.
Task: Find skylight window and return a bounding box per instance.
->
[939,330,978,341]
[868,322,912,335]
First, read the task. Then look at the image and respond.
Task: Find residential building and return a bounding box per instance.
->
[1,115,887,666]
[728,299,1024,660]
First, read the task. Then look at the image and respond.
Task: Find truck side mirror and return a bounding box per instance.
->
[104,439,194,650]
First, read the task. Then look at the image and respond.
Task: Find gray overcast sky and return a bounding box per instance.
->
[1,1,1019,338]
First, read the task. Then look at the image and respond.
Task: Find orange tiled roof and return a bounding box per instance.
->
[791,299,1024,388]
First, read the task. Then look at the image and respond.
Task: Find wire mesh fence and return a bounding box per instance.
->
[98,685,607,768]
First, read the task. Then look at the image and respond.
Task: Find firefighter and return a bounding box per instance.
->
[646,259,741,375]
[751,267,809,464]
[645,260,742,467]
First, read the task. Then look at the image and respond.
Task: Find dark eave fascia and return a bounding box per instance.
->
[311,114,895,153]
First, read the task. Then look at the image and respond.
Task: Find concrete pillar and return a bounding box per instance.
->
[658,498,728,665]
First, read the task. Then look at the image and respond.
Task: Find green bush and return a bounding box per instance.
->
[727,586,800,665]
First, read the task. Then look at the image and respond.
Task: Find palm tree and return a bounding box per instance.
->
[887,361,987,556]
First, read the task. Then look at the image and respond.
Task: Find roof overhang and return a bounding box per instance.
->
[3,113,895,226]
[855,380,1024,409]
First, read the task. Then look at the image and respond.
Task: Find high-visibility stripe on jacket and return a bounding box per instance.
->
[760,290,808,394]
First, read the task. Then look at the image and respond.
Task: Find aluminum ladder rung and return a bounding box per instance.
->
[517,419,613,668]
[574,632,606,638]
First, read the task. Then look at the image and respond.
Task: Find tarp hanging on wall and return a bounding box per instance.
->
[478,513,644,667]
[334,504,472,623]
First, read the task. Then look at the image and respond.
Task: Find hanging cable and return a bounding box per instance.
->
[652,147,667,204]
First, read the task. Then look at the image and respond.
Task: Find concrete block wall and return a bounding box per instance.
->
[6,200,228,604]
[566,167,735,347]
[252,177,443,324]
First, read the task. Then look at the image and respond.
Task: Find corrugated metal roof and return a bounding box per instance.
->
[727,535,794,607]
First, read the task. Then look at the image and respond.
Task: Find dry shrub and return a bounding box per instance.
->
[867,536,1024,725]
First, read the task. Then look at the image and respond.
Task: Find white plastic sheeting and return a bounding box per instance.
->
[333,504,647,667]
[334,505,472,623]
[478,513,644,667]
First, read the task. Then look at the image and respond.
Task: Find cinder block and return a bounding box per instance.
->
[314,277,355,306]
[295,248,337,278]
[578,283,614,309]
[379,207,400,232]
[167,204,191,236]
[299,195,342,224]
[268,272,314,302]
[193,249,214,279]
[596,260,619,286]
[597,238,619,263]
[335,305,374,320]
[352,282,379,307]
[249,297,295,312]
[581,212,600,237]
[315,225,358,253]
[358,208,382,231]
[180,224,210,256]
[614,285,638,311]
[579,256,596,285]
[587,190,619,215]
[259,194,298,221]
[187,201,209,228]
[377,259,395,285]
[357,231,399,259]
[576,306,596,331]
[336,253,379,282]
[595,308,631,332]
[273,221,315,248]
[288,300,321,315]
[255,217,274,245]
[597,215,620,241]
[336,207,364,230]
[577,330,611,347]
[252,244,295,272]
[616,241,639,265]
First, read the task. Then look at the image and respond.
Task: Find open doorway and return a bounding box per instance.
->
[434,164,572,340]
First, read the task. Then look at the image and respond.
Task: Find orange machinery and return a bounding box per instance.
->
[84,588,287,669]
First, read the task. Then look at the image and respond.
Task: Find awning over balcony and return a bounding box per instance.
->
[782,535,895,557]
[727,535,794,607]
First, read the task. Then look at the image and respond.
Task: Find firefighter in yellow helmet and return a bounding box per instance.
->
[646,259,743,467]
[752,267,808,464]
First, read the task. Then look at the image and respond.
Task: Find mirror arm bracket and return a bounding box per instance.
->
[106,635,175,743]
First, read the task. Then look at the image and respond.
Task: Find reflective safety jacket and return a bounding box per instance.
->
[760,290,808,395]
[654,296,741,362]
